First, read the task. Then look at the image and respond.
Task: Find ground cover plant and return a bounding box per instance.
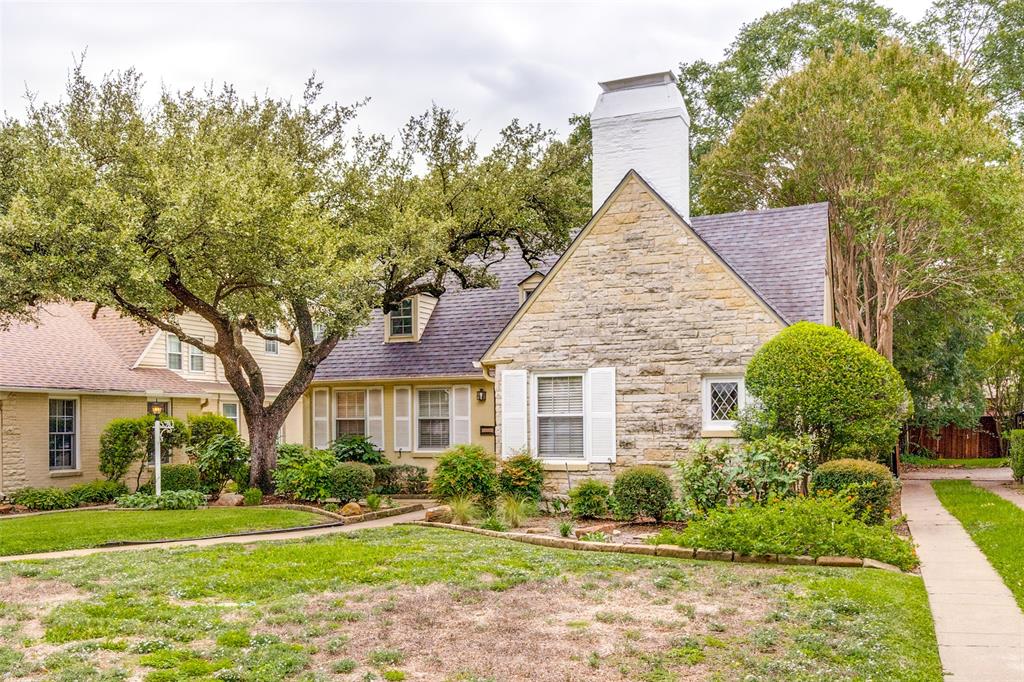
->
[932,480,1024,608]
[0,526,941,680]
[0,508,321,556]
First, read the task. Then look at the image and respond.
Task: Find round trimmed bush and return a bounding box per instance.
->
[186,413,237,456]
[613,466,674,522]
[329,462,375,503]
[810,458,898,525]
[745,322,910,461]
[160,464,202,492]
[568,479,611,519]
[498,453,545,500]
[430,445,499,508]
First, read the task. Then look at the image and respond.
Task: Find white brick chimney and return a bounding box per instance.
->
[591,71,690,219]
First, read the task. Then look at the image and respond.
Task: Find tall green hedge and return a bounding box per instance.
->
[187,413,237,456]
[1010,430,1024,483]
[744,322,911,462]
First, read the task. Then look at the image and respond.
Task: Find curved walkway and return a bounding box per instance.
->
[902,468,1024,681]
[0,508,426,563]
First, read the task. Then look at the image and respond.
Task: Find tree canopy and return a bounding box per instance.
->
[0,65,589,487]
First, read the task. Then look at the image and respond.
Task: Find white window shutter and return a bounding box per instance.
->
[366,387,384,449]
[586,367,616,462]
[452,385,471,445]
[312,389,329,449]
[501,370,528,457]
[393,386,412,452]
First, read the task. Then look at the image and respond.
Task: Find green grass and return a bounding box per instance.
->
[0,526,942,680]
[903,455,1007,469]
[0,508,323,556]
[932,480,1024,608]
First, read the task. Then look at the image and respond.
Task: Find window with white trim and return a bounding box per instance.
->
[48,398,77,470]
[335,390,366,437]
[390,299,414,337]
[222,402,239,431]
[416,388,450,450]
[702,376,745,430]
[264,325,279,354]
[166,333,183,370]
[312,323,326,343]
[189,339,204,372]
[535,374,585,459]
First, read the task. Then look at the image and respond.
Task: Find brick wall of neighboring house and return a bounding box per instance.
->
[0,392,203,495]
[490,175,784,491]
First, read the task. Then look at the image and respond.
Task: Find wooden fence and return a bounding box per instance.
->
[905,416,1003,459]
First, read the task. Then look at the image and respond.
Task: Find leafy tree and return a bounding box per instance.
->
[0,65,588,488]
[699,41,1024,359]
[970,312,1024,451]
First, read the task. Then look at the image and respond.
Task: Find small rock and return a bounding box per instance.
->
[0,504,13,515]
[211,493,243,507]
[424,505,453,523]
[574,522,617,538]
[340,502,363,517]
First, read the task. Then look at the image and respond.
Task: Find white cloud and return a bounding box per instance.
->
[0,0,934,148]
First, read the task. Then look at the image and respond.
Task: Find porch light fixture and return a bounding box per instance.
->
[476,388,487,403]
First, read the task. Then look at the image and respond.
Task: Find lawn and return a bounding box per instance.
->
[932,480,1024,609]
[0,508,324,556]
[903,455,1008,469]
[0,526,942,681]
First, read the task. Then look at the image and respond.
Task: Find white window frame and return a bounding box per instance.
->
[389,299,415,338]
[222,402,240,431]
[47,396,79,471]
[414,387,451,452]
[188,338,205,373]
[702,376,746,431]
[166,333,183,370]
[332,388,368,439]
[264,324,279,355]
[530,371,586,462]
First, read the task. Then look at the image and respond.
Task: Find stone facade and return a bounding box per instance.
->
[487,175,785,491]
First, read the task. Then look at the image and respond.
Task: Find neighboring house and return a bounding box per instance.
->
[0,303,303,494]
[310,71,832,487]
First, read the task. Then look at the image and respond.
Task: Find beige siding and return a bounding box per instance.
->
[487,176,785,490]
[304,379,494,473]
[0,392,203,494]
[203,392,303,445]
[417,295,437,338]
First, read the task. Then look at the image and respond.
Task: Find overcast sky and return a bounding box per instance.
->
[1,0,934,148]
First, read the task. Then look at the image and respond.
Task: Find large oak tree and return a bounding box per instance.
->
[0,66,588,488]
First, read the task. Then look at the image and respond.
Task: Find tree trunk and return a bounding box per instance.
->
[247,418,283,492]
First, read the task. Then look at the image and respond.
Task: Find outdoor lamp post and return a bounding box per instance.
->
[149,404,174,496]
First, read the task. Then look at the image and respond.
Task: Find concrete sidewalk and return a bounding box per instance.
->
[0,508,426,563]
[902,478,1024,680]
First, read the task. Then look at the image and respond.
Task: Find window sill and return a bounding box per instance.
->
[49,470,83,479]
[540,460,592,471]
[700,429,739,438]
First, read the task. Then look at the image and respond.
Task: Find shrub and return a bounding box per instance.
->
[160,464,202,492]
[115,490,205,510]
[651,495,918,570]
[558,520,574,538]
[811,458,898,525]
[365,493,382,511]
[579,531,610,543]
[371,464,429,495]
[731,435,808,503]
[613,466,674,522]
[497,452,545,501]
[197,435,250,493]
[329,462,375,503]
[99,417,148,481]
[68,480,129,505]
[330,435,387,465]
[568,479,611,519]
[186,414,237,457]
[243,487,263,506]
[1010,430,1024,483]
[497,494,536,528]
[480,515,507,532]
[677,442,736,513]
[273,447,336,502]
[743,322,911,461]
[10,486,77,511]
[430,445,499,508]
[448,495,478,525]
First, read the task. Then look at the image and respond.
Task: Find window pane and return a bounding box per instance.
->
[167,334,182,370]
[710,382,739,421]
[336,390,366,419]
[336,419,366,436]
[48,399,76,470]
[189,346,204,372]
[418,389,450,419]
[418,419,450,449]
[538,416,584,458]
[537,376,583,414]
[390,299,414,336]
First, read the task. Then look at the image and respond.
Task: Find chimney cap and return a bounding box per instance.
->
[599,71,677,93]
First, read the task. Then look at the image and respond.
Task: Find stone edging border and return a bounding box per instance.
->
[401,521,904,573]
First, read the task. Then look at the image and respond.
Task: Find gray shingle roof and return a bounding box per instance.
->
[314,201,829,381]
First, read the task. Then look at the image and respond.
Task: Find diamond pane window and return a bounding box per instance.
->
[703,377,745,429]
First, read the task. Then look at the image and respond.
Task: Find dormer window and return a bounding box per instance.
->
[389,299,414,338]
[518,272,545,305]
